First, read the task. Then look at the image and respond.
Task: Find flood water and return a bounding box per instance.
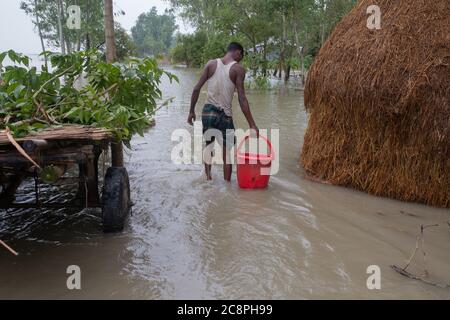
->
[0,67,449,299]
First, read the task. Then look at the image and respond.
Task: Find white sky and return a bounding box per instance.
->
[0,0,191,54]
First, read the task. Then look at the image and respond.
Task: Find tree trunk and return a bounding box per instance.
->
[262,40,267,76]
[33,0,47,68]
[278,13,287,80]
[293,20,306,86]
[104,0,123,167]
[76,31,81,51]
[57,0,66,54]
[84,0,91,50]
[85,33,91,50]
[252,43,257,77]
[320,0,326,47]
[321,23,325,47]
[104,0,117,63]
[66,40,72,54]
[284,65,291,82]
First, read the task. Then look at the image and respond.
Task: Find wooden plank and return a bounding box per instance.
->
[0,147,91,167]
[0,125,112,146]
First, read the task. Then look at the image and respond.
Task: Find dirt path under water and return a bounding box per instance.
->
[0,67,449,299]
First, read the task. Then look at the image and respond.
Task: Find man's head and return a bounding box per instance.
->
[227,42,244,62]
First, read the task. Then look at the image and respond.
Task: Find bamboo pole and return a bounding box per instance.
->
[0,240,19,256]
[104,0,124,167]
[5,127,41,170]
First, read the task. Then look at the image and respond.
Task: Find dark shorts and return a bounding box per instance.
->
[202,104,235,147]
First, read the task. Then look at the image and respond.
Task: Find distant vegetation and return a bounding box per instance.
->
[18,0,357,84]
[131,7,177,57]
[169,0,357,83]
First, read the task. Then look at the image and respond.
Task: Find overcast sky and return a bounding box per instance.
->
[0,0,191,54]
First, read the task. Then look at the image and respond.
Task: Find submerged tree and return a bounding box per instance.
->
[169,0,357,81]
[115,23,137,60]
[131,7,177,57]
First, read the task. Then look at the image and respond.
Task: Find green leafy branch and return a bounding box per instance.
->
[0,50,178,143]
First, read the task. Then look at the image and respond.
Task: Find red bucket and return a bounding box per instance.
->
[236,135,274,189]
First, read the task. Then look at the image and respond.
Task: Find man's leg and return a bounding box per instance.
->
[222,128,234,182]
[223,147,232,181]
[204,142,213,180]
[202,104,218,181]
[205,163,212,180]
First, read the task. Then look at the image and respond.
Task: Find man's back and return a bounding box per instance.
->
[205,58,237,117]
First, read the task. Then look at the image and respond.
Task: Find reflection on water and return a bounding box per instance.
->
[0,67,449,299]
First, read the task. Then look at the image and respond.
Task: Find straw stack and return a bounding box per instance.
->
[301,0,450,207]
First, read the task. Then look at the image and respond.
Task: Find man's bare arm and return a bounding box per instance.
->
[235,67,258,135]
[188,62,211,125]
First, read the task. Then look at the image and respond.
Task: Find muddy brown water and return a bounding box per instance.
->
[0,67,449,299]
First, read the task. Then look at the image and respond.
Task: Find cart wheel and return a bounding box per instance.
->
[102,167,130,232]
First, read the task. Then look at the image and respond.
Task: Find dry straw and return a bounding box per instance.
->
[301,0,449,207]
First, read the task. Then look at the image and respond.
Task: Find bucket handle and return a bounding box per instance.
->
[236,134,274,159]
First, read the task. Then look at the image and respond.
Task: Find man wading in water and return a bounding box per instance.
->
[188,42,259,181]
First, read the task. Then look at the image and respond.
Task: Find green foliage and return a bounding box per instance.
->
[40,165,64,183]
[303,55,315,70]
[21,0,107,52]
[171,32,238,67]
[241,51,264,75]
[0,50,178,144]
[245,75,271,90]
[21,0,135,61]
[170,32,208,67]
[169,0,358,76]
[131,7,177,57]
[201,34,229,63]
[115,23,137,61]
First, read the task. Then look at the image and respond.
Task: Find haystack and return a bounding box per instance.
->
[301,0,449,207]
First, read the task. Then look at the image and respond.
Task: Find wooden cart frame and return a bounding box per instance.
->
[0,126,131,232]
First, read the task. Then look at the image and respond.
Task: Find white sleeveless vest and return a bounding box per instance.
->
[205,59,237,117]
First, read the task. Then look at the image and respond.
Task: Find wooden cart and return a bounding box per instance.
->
[0,125,130,232]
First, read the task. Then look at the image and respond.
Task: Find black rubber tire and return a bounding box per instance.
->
[102,167,130,233]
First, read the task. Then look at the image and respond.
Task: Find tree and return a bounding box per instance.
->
[21,0,107,53]
[170,31,208,67]
[104,0,116,62]
[103,0,122,166]
[169,0,358,82]
[131,7,177,57]
[29,0,48,67]
[115,23,137,60]
[56,0,65,54]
